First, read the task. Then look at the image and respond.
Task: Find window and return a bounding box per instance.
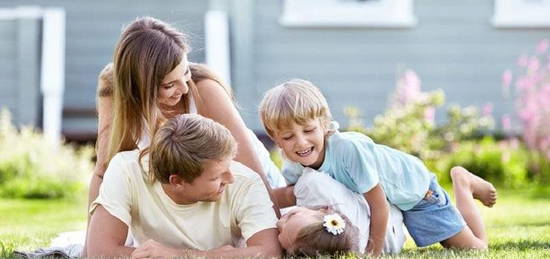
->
[492,0,550,28]
[280,0,417,28]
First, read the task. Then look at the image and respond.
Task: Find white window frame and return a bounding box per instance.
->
[280,0,417,28]
[492,0,550,28]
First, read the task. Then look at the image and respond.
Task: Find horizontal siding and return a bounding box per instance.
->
[0,20,17,120]
[63,117,98,134]
[0,0,209,135]
[0,63,17,79]
[0,79,16,98]
[244,0,550,131]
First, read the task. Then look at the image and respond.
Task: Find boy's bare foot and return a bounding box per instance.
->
[450,166,497,207]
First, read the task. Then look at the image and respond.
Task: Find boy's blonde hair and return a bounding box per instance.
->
[141,114,237,184]
[259,79,332,137]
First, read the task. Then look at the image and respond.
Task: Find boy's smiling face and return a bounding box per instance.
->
[272,118,327,169]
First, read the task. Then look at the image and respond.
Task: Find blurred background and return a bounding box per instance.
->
[0,0,548,140]
[1,0,550,257]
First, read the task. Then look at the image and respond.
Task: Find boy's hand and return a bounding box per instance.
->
[364,184,389,256]
[366,240,383,257]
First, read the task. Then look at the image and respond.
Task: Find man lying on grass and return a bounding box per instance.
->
[87,114,282,258]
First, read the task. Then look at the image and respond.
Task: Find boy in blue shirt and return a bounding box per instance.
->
[261,79,497,255]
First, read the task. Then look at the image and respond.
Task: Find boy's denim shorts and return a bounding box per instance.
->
[402,177,465,247]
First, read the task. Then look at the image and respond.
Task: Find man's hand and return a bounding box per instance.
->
[208,245,236,254]
[131,239,187,259]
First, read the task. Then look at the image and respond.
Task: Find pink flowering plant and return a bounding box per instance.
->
[346,70,444,160]
[346,69,493,161]
[345,69,535,186]
[502,39,550,182]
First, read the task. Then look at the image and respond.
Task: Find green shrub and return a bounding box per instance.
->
[343,69,537,187]
[425,137,530,187]
[0,109,94,199]
[346,88,445,160]
[346,70,494,163]
[526,150,550,184]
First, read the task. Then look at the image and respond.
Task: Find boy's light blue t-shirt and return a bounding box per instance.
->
[282,125,433,211]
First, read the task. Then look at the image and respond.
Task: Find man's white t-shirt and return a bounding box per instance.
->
[91,150,277,250]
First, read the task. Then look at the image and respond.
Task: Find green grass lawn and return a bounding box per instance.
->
[396,188,550,258]
[0,198,87,258]
[1,189,549,258]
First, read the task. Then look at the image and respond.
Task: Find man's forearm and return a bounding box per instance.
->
[196,245,281,258]
[87,244,135,258]
[131,243,280,259]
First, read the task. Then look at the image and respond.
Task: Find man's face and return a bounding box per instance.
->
[180,158,234,203]
[271,118,327,169]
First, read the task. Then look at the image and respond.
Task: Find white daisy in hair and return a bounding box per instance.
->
[323,213,346,235]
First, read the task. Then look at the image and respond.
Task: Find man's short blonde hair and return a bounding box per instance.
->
[259,79,332,137]
[144,114,237,184]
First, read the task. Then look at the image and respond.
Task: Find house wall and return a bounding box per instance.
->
[0,19,17,117]
[234,0,550,131]
[1,0,548,139]
[0,19,21,123]
[0,16,41,127]
[0,0,208,138]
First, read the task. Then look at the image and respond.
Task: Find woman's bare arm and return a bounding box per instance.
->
[194,79,280,215]
[89,94,112,203]
[84,64,115,256]
[272,186,296,208]
[89,63,115,207]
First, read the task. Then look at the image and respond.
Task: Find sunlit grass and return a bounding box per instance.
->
[1,189,549,258]
[0,198,87,258]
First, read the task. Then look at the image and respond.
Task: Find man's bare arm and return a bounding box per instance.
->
[87,205,134,257]
[203,228,282,258]
[131,229,282,259]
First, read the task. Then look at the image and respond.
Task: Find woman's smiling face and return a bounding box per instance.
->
[158,56,192,107]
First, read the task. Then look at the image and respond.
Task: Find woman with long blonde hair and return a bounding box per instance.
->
[89,17,284,220]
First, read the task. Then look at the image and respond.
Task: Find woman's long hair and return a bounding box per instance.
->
[107,16,188,166]
[105,17,234,169]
